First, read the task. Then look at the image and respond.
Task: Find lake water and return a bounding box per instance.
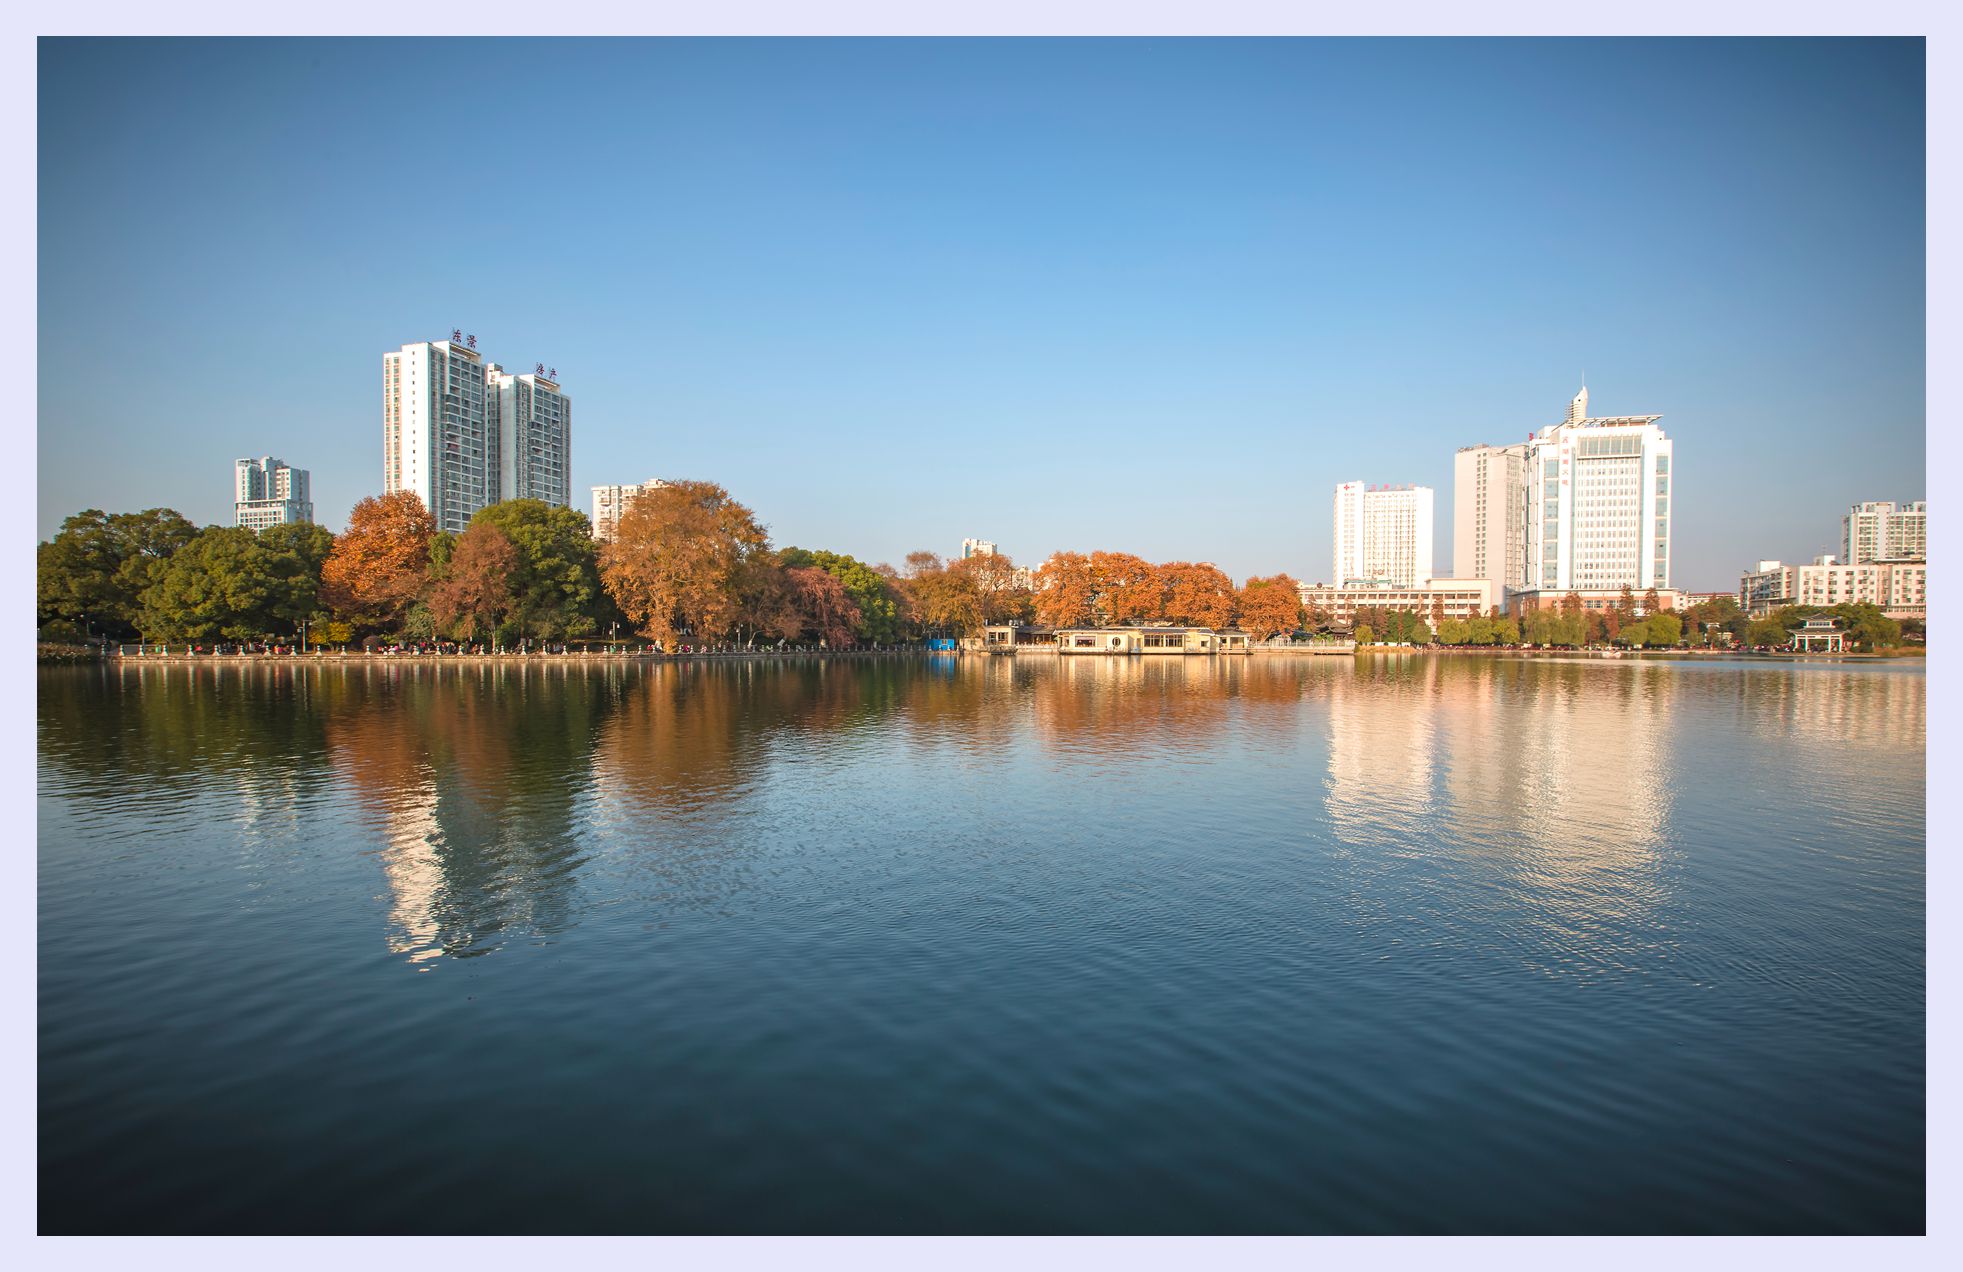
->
[37,655,1925,1233]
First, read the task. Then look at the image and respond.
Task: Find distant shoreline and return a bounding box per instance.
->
[39,646,1924,666]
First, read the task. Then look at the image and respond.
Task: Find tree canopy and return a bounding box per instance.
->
[427,521,520,643]
[599,480,772,646]
[469,499,605,640]
[1236,575,1302,640]
[780,547,904,642]
[137,526,325,642]
[320,491,437,633]
[38,507,199,639]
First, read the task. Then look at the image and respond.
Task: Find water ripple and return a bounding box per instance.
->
[37,657,1924,1233]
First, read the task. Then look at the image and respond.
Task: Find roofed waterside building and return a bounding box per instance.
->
[1053,626,1251,655]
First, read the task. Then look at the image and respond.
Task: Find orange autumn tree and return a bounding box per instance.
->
[956,550,1032,625]
[600,480,771,647]
[908,557,984,637]
[320,491,437,634]
[1091,551,1162,625]
[784,565,862,647]
[1160,561,1236,628]
[427,520,519,643]
[1032,551,1097,627]
[1237,574,1303,640]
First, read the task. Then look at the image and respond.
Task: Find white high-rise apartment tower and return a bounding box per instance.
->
[234,456,313,530]
[1332,482,1433,587]
[383,337,572,535]
[962,538,997,559]
[489,364,572,508]
[1453,442,1530,600]
[1841,500,1926,564]
[1523,385,1673,597]
[383,338,492,535]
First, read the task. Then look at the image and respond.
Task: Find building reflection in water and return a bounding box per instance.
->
[98,653,1917,977]
[1323,655,1440,845]
[1319,656,1683,981]
[1307,655,1919,984]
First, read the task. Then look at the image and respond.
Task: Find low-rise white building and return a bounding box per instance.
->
[1298,577,1494,627]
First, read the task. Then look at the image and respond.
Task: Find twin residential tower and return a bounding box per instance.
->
[382,336,572,534]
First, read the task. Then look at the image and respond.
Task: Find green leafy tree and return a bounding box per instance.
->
[1645,612,1682,647]
[38,507,199,640]
[259,520,334,578]
[137,526,310,642]
[469,500,604,640]
[427,530,457,575]
[1354,623,1373,646]
[1467,616,1494,646]
[1615,618,1651,647]
[1746,617,1790,648]
[1835,603,1900,652]
[257,521,336,635]
[1437,617,1470,646]
[1493,616,1520,646]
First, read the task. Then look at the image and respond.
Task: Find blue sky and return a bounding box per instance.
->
[38,37,1924,590]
